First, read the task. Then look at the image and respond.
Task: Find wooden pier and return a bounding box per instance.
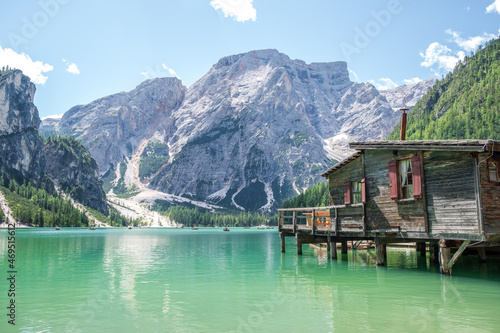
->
[279,140,500,274]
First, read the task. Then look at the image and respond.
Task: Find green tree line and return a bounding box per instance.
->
[281,181,329,208]
[152,202,278,227]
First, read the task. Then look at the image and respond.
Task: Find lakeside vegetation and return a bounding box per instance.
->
[152,200,278,227]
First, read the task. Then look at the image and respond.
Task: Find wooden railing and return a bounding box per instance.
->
[278,203,365,235]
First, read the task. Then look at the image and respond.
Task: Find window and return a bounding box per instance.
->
[344,179,366,205]
[351,181,362,203]
[488,159,499,182]
[388,155,422,200]
[400,159,413,199]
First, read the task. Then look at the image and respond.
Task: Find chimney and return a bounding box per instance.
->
[400,107,409,141]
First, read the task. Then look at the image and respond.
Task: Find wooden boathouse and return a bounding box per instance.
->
[278,139,500,274]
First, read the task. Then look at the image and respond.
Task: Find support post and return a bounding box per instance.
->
[280,232,286,253]
[439,240,470,275]
[326,241,330,252]
[312,209,316,237]
[477,248,487,263]
[331,242,337,259]
[296,233,302,255]
[430,242,439,264]
[375,238,387,266]
[293,211,297,234]
[417,242,426,257]
[341,241,348,254]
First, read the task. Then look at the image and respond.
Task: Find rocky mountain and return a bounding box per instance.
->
[0,69,46,185]
[57,77,185,171]
[380,79,437,112]
[44,49,435,211]
[0,69,108,215]
[44,136,108,214]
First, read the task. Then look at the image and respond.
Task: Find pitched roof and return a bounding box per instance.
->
[349,140,500,152]
[321,151,362,178]
[320,139,500,178]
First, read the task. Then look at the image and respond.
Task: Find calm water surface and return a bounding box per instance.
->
[0,227,499,332]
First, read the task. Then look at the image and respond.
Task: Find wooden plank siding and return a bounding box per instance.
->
[424,151,479,234]
[326,149,483,236]
[479,152,500,235]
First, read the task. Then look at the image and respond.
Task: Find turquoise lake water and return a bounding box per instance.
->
[1,227,499,333]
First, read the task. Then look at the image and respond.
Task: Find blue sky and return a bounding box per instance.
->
[0,0,499,118]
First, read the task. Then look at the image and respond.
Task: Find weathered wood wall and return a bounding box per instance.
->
[479,152,500,235]
[327,149,483,236]
[364,150,425,232]
[424,151,479,234]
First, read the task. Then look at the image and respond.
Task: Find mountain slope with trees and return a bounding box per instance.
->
[387,37,500,140]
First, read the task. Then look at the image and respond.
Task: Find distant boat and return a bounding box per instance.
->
[192,227,198,230]
[55,226,60,230]
[266,227,274,229]
[244,226,250,229]
[128,226,132,229]
[257,225,265,229]
[223,227,230,232]
[89,226,96,230]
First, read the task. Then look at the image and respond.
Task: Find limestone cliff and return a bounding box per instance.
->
[0,69,46,185]
[44,137,109,215]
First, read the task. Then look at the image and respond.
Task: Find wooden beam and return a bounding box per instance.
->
[280,232,286,253]
[448,240,470,268]
[293,210,297,234]
[419,151,429,234]
[312,209,316,237]
[341,241,348,254]
[477,247,487,263]
[473,156,485,235]
[375,238,387,266]
[439,240,470,274]
[296,233,302,255]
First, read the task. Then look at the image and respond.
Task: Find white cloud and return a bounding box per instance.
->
[419,42,464,72]
[141,64,181,80]
[348,68,358,81]
[403,77,422,85]
[66,63,80,74]
[162,64,180,79]
[445,29,497,52]
[486,0,500,14]
[0,45,53,84]
[369,77,398,90]
[210,0,256,22]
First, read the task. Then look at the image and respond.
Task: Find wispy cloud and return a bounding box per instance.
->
[445,29,497,52]
[141,64,181,79]
[420,30,497,77]
[403,77,422,85]
[486,0,500,14]
[369,77,398,90]
[210,0,256,22]
[0,45,53,84]
[348,68,358,81]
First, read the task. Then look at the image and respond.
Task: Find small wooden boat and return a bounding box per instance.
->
[128,226,132,229]
[191,227,198,230]
[223,227,230,232]
[89,226,96,230]
[55,226,60,230]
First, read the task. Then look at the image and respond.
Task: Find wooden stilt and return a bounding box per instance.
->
[296,234,302,255]
[439,240,470,275]
[331,242,337,259]
[417,242,426,257]
[280,232,286,253]
[375,238,386,266]
[477,248,487,263]
[326,241,330,252]
[341,241,348,254]
[430,243,439,264]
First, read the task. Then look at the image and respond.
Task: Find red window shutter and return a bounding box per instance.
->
[411,155,422,199]
[344,182,351,205]
[361,178,366,203]
[388,160,398,200]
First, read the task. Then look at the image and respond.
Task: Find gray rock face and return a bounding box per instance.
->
[57,77,186,171]
[47,49,435,211]
[44,137,109,215]
[0,69,46,184]
[380,79,437,111]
